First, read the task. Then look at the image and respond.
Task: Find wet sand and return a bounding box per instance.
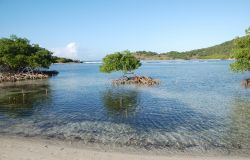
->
[0,136,249,160]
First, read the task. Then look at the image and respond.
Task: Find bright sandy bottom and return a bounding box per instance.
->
[0,136,249,160]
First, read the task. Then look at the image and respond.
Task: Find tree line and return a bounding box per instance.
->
[1,27,249,75]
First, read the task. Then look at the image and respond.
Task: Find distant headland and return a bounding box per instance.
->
[132,37,237,60]
[52,56,83,64]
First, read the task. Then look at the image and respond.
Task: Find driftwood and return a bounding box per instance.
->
[112,76,160,86]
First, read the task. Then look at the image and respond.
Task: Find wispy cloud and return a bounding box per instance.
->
[52,42,78,59]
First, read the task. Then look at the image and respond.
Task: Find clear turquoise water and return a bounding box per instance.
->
[0,60,250,155]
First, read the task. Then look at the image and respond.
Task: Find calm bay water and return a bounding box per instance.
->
[0,60,250,155]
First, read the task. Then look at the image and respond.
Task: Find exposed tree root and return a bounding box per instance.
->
[0,70,58,83]
[112,76,160,86]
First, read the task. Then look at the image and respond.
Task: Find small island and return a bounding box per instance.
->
[100,50,160,86]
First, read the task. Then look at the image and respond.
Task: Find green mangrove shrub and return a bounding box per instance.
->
[100,50,141,75]
[0,35,53,71]
[230,27,250,72]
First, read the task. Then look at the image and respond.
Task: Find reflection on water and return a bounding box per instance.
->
[102,87,139,117]
[0,80,50,117]
[0,62,250,155]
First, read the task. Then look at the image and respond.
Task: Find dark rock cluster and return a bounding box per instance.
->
[0,73,49,82]
[112,76,160,86]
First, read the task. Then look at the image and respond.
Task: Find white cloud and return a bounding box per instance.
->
[52,42,78,59]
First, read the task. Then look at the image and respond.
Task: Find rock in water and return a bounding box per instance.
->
[0,72,52,83]
[242,78,250,88]
[112,76,160,86]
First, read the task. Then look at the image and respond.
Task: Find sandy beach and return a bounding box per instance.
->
[0,136,249,160]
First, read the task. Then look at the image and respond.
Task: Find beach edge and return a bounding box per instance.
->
[0,136,249,160]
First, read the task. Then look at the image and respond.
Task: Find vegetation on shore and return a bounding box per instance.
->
[52,56,82,64]
[0,35,58,82]
[230,27,250,87]
[0,35,53,72]
[133,38,236,60]
[230,27,250,72]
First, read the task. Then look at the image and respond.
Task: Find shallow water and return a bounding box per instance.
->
[0,60,250,155]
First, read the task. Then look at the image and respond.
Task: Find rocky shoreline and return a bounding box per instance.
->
[112,76,160,86]
[0,70,58,83]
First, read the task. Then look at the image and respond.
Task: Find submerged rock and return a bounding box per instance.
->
[242,78,250,87]
[112,76,160,86]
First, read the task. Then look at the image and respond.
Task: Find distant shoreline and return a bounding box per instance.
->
[53,62,82,64]
[138,58,234,61]
[53,59,234,65]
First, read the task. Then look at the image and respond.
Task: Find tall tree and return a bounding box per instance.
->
[230,27,250,72]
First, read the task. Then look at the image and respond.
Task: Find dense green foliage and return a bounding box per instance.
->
[181,40,234,59]
[0,35,53,71]
[100,50,141,74]
[133,39,236,60]
[230,27,250,72]
[52,56,82,63]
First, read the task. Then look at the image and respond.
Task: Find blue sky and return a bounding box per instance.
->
[0,0,249,60]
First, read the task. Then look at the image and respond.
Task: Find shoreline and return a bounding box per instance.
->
[0,70,58,83]
[68,59,234,64]
[0,72,48,83]
[140,59,234,61]
[0,136,249,160]
[53,62,82,64]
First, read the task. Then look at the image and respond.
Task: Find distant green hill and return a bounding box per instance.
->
[134,38,236,60]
